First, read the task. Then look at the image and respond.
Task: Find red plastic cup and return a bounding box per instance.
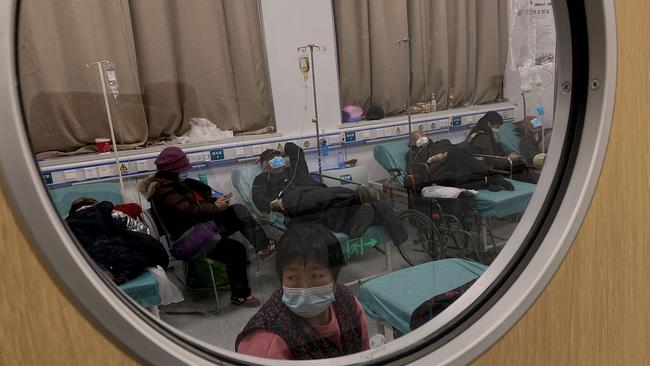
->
[95,138,111,153]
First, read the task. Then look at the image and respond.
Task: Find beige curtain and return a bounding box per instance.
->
[19,0,273,156]
[335,0,408,115]
[18,0,148,156]
[128,0,273,139]
[335,0,508,114]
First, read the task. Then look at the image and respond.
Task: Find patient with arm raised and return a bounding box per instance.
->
[236,223,369,360]
[251,142,407,243]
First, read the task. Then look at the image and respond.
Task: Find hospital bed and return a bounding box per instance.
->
[357,258,487,336]
[118,271,162,317]
[231,165,395,284]
[373,138,536,260]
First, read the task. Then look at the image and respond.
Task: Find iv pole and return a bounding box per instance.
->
[86,60,126,202]
[398,38,415,165]
[297,44,326,183]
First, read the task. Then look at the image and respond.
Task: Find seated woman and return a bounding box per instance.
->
[466,111,538,183]
[139,146,273,307]
[252,142,407,244]
[236,223,369,360]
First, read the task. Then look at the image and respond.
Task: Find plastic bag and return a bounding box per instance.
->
[172,118,234,144]
[148,266,184,305]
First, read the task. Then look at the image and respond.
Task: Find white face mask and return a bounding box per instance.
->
[281,282,335,318]
[416,136,429,147]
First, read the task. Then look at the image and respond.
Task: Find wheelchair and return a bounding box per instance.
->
[378,164,499,266]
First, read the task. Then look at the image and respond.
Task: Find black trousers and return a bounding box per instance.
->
[283,187,408,245]
[206,237,251,298]
[213,204,268,252]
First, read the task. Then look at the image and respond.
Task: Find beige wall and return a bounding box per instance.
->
[1,1,649,365]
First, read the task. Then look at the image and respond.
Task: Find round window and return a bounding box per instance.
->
[0,0,615,365]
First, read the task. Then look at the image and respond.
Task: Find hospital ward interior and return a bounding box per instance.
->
[15,0,559,362]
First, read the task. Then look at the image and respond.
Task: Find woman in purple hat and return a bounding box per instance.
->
[139,146,274,307]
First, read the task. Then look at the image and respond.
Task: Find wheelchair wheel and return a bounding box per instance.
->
[397,209,444,266]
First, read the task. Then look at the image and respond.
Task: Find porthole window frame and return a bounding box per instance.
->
[0,0,616,365]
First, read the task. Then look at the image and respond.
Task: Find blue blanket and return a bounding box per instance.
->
[118,271,161,307]
[357,258,487,334]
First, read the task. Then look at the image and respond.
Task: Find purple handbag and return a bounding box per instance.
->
[170,221,220,260]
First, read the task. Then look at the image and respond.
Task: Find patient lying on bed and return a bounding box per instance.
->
[252,142,407,244]
[406,131,514,192]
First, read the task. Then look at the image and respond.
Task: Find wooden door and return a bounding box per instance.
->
[1,2,648,365]
[474,1,650,364]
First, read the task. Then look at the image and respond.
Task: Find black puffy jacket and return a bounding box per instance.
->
[66,201,168,282]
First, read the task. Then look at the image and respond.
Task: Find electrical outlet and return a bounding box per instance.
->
[63,170,79,182]
[83,167,98,179]
[136,160,149,172]
[98,165,115,177]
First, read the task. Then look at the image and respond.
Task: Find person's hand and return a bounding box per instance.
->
[426,152,447,164]
[270,198,284,212]
[215,196,231,210]
[507,152,520,161]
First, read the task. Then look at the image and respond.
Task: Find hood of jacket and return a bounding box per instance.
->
[137,174,159,200]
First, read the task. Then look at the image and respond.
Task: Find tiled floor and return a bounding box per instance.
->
[156,217,518,353]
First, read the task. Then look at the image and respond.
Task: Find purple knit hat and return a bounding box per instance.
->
[155,146,192,172]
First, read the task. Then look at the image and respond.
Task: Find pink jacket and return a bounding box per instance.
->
[237,297,370,360]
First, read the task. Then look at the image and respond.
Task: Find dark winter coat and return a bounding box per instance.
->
[65,201,168,282]
[138,172,221,240]
[252,142,325,214]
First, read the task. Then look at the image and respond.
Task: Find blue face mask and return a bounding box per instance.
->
[282,282,335,318]
[530,117,542,128]
[269,156,286,169]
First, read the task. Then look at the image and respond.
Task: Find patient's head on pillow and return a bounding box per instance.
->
[68,197,99,216]
[275,223,345,288]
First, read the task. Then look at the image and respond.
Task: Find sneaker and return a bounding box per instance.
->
[349,203,375,238]
[231,295,261,307]
[257,240,277,261]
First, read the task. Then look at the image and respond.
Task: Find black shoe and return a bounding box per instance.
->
[487,175,514,191]
[349,203,375,238]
